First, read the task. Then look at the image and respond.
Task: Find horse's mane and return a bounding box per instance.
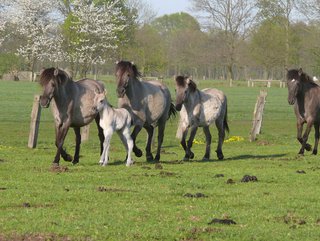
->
[287,68,317,86]
[39,67,70,86]
[175,75,197,92]
[116,61,142,79]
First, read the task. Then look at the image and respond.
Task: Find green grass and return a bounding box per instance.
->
[0,78,320,240]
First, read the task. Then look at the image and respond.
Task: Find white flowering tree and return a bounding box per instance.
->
[62,0,128,77]
[7,0,62,80]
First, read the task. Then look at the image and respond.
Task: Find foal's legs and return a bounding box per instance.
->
[95,114,105,155]
[100,129,112,166]
[299,120,313,155]
[313,123,319,155]
[118,128,134,166]
[203,126,211,160]
[72,127,81,164]
[144,125,154,162]
[131,125,143,157]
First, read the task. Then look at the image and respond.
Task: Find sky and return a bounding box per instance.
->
[147,0,192,17]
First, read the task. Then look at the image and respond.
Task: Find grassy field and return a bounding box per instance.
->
[0,78,320,241]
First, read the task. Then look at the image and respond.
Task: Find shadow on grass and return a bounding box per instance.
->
[161,153,288,164]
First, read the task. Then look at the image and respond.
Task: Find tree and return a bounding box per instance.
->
[61,0,130,77]
[190,0,258,80]
[6,0,62,80]
[125,0,157,25]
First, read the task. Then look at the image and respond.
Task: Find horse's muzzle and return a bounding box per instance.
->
[40,96,51,108]
[175,103,182,111]
[288,98,295,105]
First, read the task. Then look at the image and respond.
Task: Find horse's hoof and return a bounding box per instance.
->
[202,156,210,161]
[72,160,79,165]
[298,150,304,155]
[63,154,73,162]
[305,144,312,151]
[183,156,189,161]
[154,154,160,162]
[312,149,317,155]
[133,148,143,157]
[52,162,59,167]
[146,154,154,162]
[216,150,224,160]
[189,152,194,159]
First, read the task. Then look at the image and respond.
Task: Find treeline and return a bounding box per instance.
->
[1,0,320,81]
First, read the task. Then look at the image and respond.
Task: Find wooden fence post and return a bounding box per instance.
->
[250,90,267,142]
[28,95,41,148]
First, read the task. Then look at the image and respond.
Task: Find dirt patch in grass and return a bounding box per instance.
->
[208,218,237,225]
[97,186,135,193]
[180,227,221,241]
[214,174,224,178]
[275,212,307,228]
[184,193,208,198]
[50,165,69,173]
[0,233,91,241]
[0,158,5,163]
[0,187,7,191]
[241,175,258,182]
[296,170,306,174]
[159,171,177,177]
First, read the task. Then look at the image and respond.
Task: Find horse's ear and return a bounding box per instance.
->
[54,68,59,76]
[115,61,119,65]
[299,68,303,76]
[131,61,134,65]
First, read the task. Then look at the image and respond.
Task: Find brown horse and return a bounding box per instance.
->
[175,76,229,161]
[39,67,105,166]
[115,61,176,162]
[286,68,320,155]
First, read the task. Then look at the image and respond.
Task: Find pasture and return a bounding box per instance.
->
[0,79,320,240]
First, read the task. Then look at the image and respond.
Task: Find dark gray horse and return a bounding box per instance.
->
[115,61,176,162]
[175,76,229,161]
[286,68,320,155]
[39,67,105,166]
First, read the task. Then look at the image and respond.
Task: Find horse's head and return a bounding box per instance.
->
[115,61,141,98]
[286,68,304,105]
[93,90,107,113]
[174,76,197,111]
[39,67,69,108]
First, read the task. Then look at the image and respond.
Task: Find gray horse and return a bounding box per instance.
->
[39,67,105,166]
[286,68,320,155]
[175,76,229,161]
[115,61,176,162]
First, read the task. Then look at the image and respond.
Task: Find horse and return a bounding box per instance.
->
[286,68,320,155]
[39,67,105,166]
[115,60,176,162]
[174,76,229,161]
[93,90,133,166]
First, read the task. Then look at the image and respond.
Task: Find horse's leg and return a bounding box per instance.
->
[144,125,154,162]
[72,127,81,165]
[299,120,313,155]
[101,129,112,166]
[297,120,311,151]
[215,119,225,160]
[131,125,143,157]
[186,126,198,160]
[53,125,70,166]
[313,123,319,155]
[95,114,105,155]
[154,121,166,162]
[118,129,134,166]
[180,127,189,161]
[202,126,211,161]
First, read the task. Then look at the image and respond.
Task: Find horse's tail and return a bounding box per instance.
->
[224,102,230,134]
[167,102,177,120]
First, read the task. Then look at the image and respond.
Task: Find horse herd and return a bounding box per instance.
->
[38,62,320,166]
